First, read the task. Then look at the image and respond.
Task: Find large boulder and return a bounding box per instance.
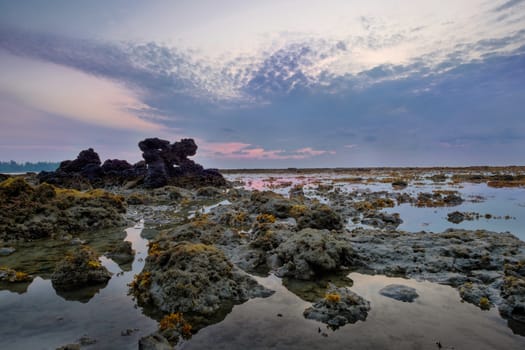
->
[51,246,111,290]
[303,284,370,329]
[0,178,126,241]
[131,241,273,315]
[275,228,356,280]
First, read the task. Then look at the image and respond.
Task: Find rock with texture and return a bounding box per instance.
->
[51,246,111,290]
[379,284,419,302]
[304,284,370,328]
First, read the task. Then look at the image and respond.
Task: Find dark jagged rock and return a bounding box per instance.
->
[138,137,226,189]
[38,138,226,189]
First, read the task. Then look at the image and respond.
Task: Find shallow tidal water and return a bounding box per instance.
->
[1,171,525,349]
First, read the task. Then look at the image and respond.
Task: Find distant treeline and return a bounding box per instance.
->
[0,161,59,173]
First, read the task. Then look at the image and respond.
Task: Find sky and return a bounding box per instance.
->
[0,0,524,168]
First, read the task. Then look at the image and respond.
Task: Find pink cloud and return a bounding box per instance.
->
[200,142,335,160]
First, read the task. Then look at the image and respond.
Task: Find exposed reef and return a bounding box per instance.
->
[37,137,227,189]
[0,177,126,241]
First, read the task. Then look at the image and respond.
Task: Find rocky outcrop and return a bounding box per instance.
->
[130,241,273,315]
[139,137,226,189]
[0,177,126,241]
[303,284,370,329]
[275,228,356,280]
[38,148,143,189]
[38,138,227,189]
[51,246,111,290]
[349,228,525,324]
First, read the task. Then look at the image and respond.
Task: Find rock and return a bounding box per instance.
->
[38,137,226,189]
[138,332,173,350]
[130,241,273,315]
[107,241,135,265]
[0,267,32,283]
[303,284,370,329]
[458,282,492,309]
[138,138,227,189]
[448,211,465,224]
[249,190,297,218]
[295,203,343,231]
[275,228,356,280]
[195,186,222,198]
[362,212,403,229]
[391,179,408,189]
[0,178,126,241]
[78,335,97,345]
[56,344,81,350]
[51,246,111,290]
[379,284,419,302]
[0,247,16,256]
[500,261,525,323]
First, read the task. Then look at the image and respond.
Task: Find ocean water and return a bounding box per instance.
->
[225,172,525,241]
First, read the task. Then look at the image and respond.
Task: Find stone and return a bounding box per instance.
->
[304,284,370,328]
[130,241,273,315]
[138,332,173,350]
[379,284,419,302]
[51,246,112,291]
[275,228,356,280]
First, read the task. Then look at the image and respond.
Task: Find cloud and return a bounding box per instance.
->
[0,52,163,132]
[201,142,335,160]
[493,0,525,12]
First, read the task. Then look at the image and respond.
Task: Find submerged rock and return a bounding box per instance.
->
[51,246,111,291]
[304,284,370,329]
[379,284,419,302]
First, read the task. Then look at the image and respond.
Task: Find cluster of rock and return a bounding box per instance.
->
[37,137,226,189]
[347,228,525,324]
[0,177,126,241]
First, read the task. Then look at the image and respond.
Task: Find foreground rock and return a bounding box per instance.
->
[131,240,273,315]
[379,284,419,302]
[275,228,356,280]
[0,177,126,241]
[304,283,370,329]
[51,246,111,291]
[349,228,525,323]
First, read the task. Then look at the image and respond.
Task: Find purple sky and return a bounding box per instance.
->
[1,0,524,167]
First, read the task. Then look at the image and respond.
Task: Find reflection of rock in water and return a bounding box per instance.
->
[508,318,525,337]
[106,241,135,271]
[53,282,109,303]
[282,272,353,302]
[0,281,31,294]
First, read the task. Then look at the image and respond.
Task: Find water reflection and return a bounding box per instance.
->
[0,224,157,350]
[180,273,525,350]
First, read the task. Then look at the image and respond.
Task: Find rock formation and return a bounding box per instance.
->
[37,137,226,189]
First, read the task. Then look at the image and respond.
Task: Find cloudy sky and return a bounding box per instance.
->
[0,0,524,168]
